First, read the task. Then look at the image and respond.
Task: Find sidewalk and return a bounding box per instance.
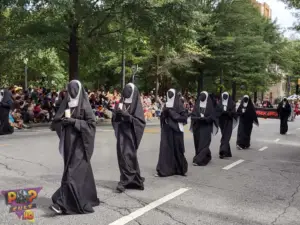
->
[27,118,160,128]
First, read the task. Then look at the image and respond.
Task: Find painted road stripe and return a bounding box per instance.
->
[297,128,300,130]
[222,160,245,170]
[274,139,280,143]
[258,146,268,152]
[108,188,190,225]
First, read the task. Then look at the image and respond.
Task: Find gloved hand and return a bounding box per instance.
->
[222,111,228,115]
[163,108,169,117]
[121,110,132,122]
[62,117,76,126]
[205,117,213,123]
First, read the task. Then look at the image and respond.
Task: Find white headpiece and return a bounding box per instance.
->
[222,92,229,106]
[0,89,3,102]
[124,83,135,104]
[243,95,249,107]
[199,91,208,108]
[68,80,82,108]
[166,89,176,108]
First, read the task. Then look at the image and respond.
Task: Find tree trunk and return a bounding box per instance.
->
[197,70,203,97]
[254,91,257,104]
[155,54,160,102]
[68,24,79,81]
[121,48,126,89]
[232,81,236,102]
[220,69,223,97]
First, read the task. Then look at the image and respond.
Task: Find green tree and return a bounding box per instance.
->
[207,0,282,100]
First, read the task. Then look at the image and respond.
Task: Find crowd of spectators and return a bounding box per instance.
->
[6,85,197,130]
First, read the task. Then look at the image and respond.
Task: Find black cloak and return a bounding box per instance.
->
[112,83,146,192]
[50,80,100,214]
[236,95,259,149]
[190,91,218,166]
[216,92,238,159]
[277,98,291,135]
[156,88,188,177]
[0,89,14,135]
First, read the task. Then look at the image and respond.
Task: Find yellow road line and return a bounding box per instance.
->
[0,144,10,147]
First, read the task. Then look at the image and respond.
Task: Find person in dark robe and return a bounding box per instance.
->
[190,91,218,166]
[49,80,100,215]
[216,92,238,159]
[156,89,188,177]
[236,95,259,150]
[112,83,146,193]
[277,97,291,135]
[0,89,14,135]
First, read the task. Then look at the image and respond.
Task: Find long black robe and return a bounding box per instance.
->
[51,81,100,214]
[112,83,146,190]
[216,93,237,158]
[277,100,291,135]
[236,96,259,149]
[156,89,188,176]
[0,89,14,135]
[190,92,218,166]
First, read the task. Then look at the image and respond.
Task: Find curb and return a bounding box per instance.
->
[26,121,160,128]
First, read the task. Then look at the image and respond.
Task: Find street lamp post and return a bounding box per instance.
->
[24,58,28,90]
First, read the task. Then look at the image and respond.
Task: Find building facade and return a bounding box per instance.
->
[251,0,285,104]
[251,0,272,18]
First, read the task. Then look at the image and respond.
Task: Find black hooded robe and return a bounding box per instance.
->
[156,89,188,177]
[216,93,237,158]
[51,80,100,214]
[0,89,14,135]
[277,100,291,135]
[190,91,218,166]
[236,96,259,149]
[112,83,146,191]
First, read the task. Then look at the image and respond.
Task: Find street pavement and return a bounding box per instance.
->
[1,118,300,225]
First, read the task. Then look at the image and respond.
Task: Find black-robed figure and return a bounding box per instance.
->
[236,95,259,150]
[190,91,218,166]
[112,83,146,193]
[0,89,14,135]
[277,97,291,135]
[156,89,188,177]
[50,80,100,215]
[216,92,238,159]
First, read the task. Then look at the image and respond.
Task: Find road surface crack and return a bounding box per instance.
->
[103,202,142,225]
[0,162,25,176]
[271,182,300,225]
[123,193,187,225]
[0,152,50,170]
[155,207,187,225]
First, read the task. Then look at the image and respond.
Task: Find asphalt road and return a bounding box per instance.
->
[1,118,300,225]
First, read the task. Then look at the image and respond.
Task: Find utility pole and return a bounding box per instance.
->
[24,58,28,90]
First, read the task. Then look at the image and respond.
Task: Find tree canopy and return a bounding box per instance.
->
[1,0,298,100]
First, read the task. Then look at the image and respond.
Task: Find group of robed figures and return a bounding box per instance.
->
[0,80,291,216]
[156,90,259,178]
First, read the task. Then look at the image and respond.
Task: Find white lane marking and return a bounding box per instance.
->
[274,139,280,143]
[258,146,268,152]
[108,188,190,225]
[296,128,300,130]
[222,160,245,170]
